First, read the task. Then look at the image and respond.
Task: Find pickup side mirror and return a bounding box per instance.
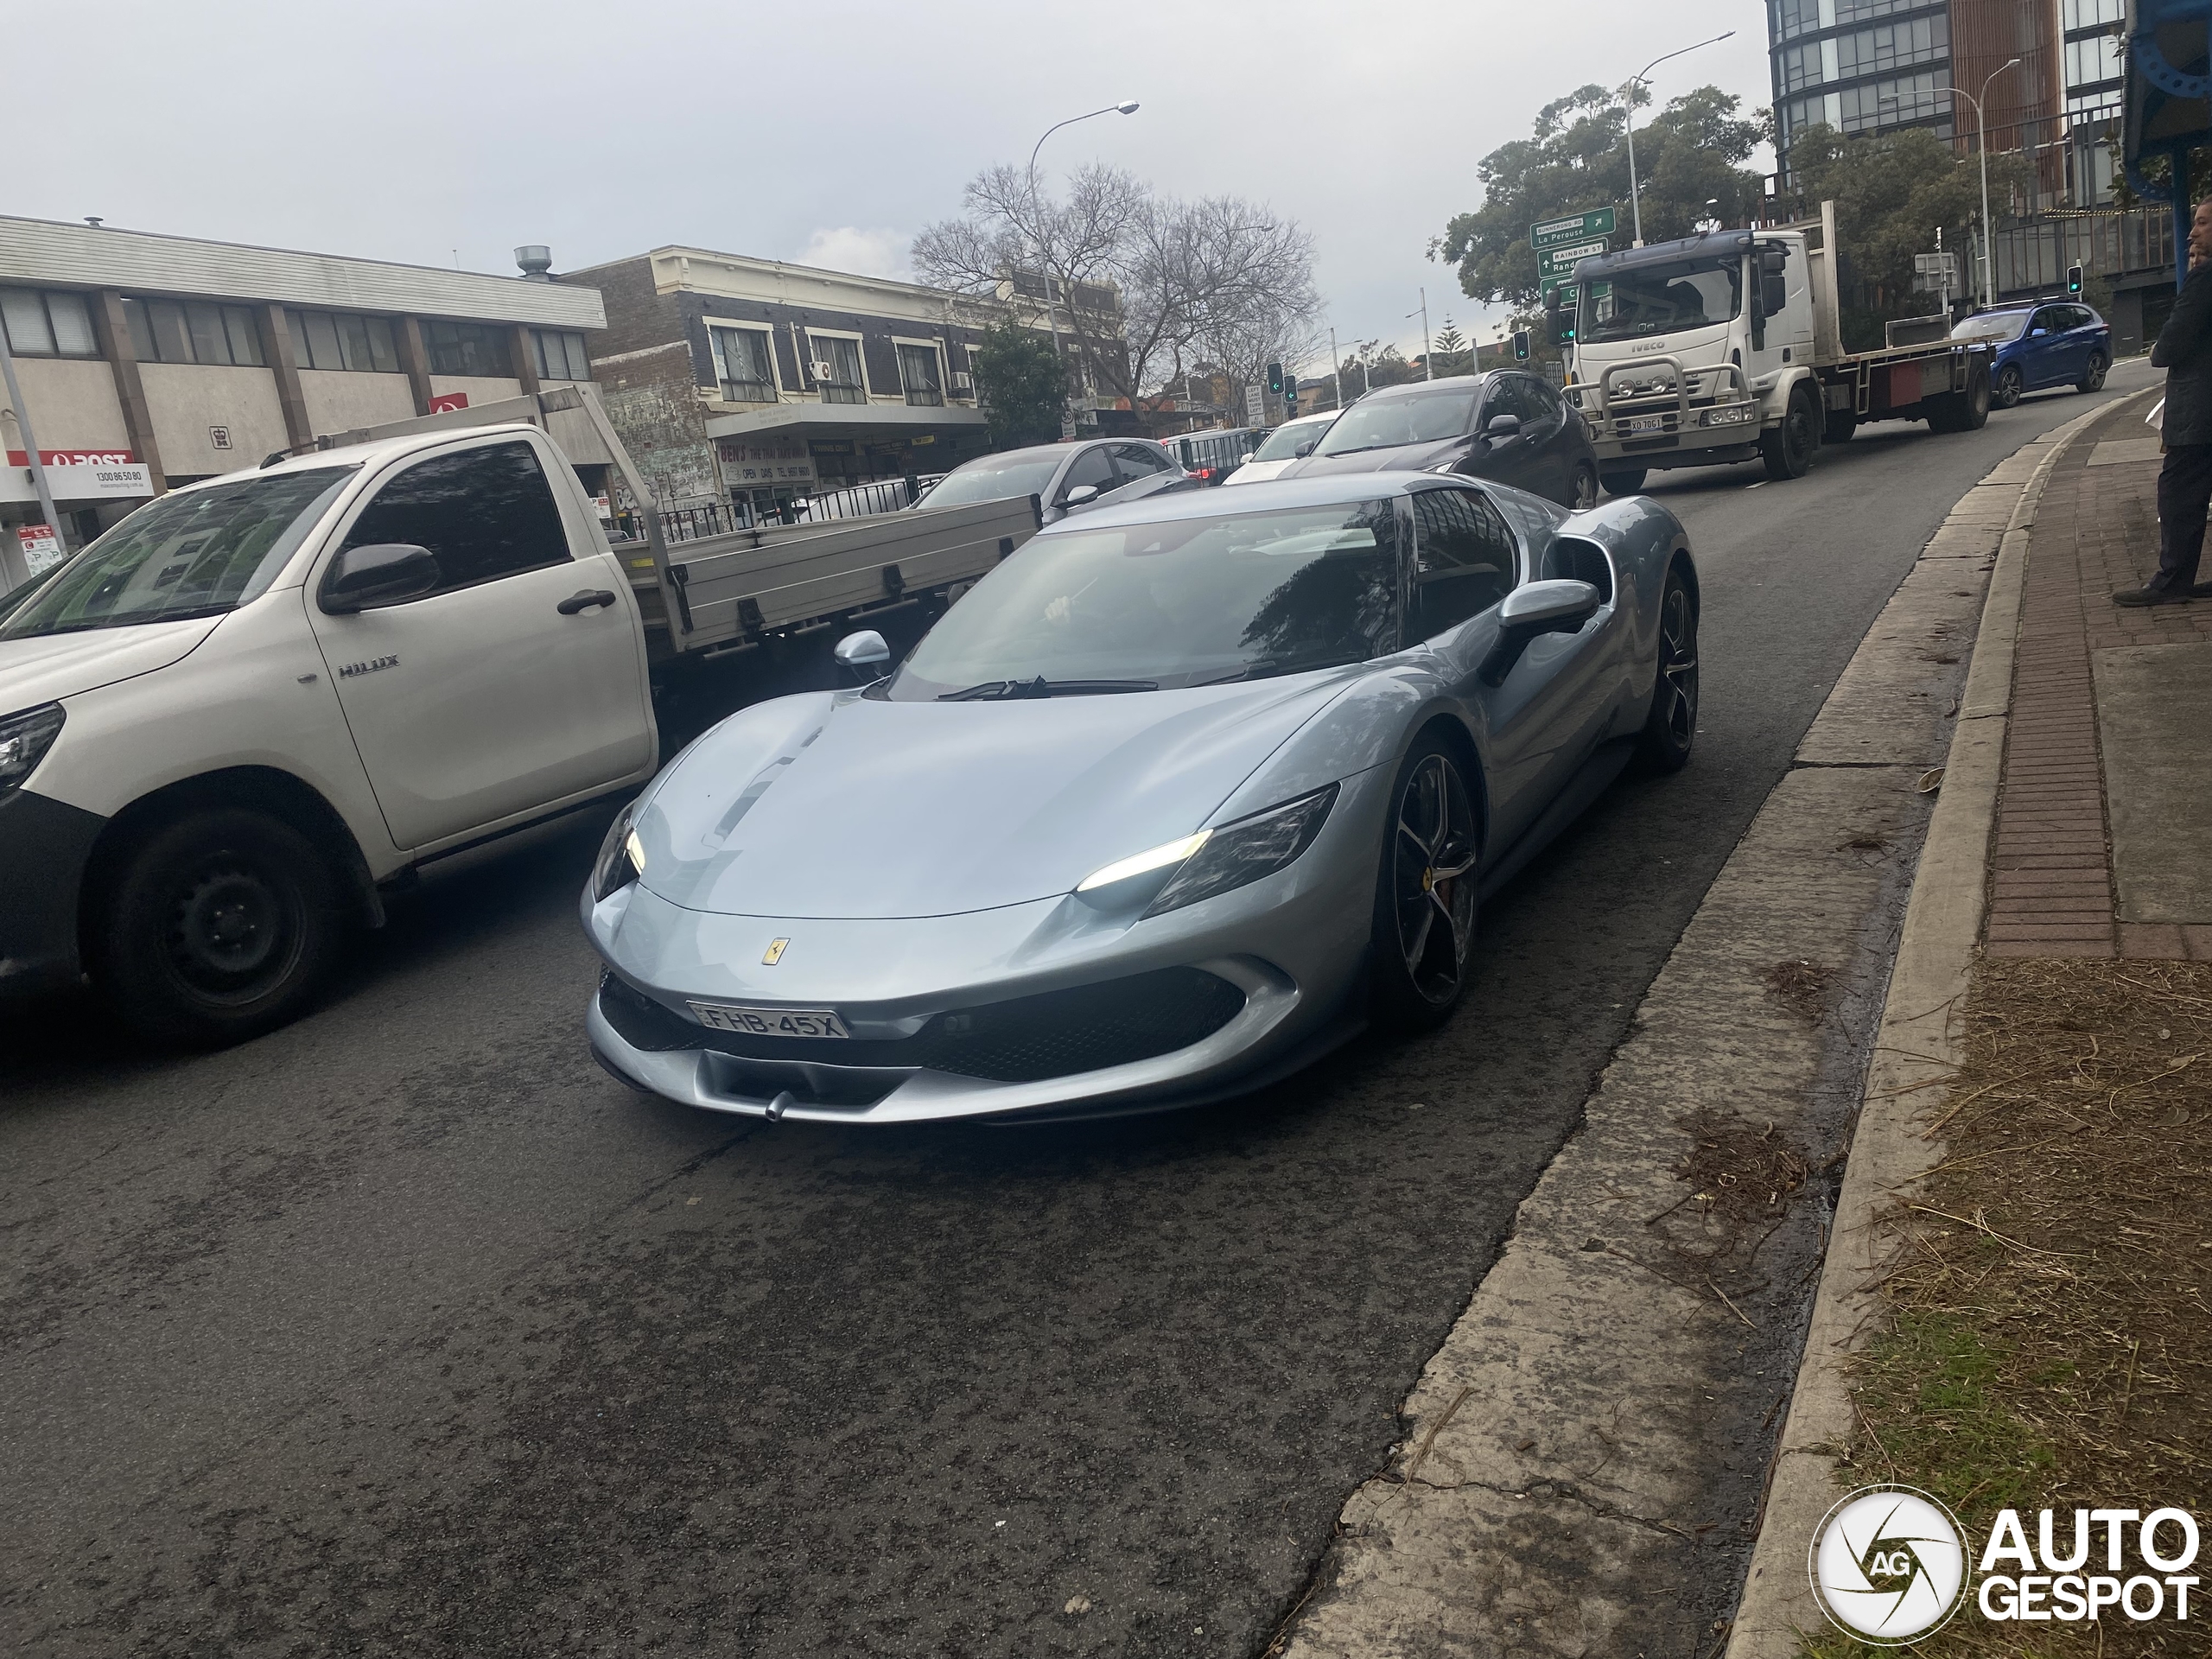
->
[832,629,891,684]
[1478,579,1601,685]
[1062,483,1101,508]
[1482,412,1523,442]
[319,543,442,614]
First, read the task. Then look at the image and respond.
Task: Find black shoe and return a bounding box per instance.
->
[2114,585,2194,607]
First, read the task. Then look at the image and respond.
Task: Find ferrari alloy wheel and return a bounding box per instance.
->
[2078,352,2108,394]
[1570,464,1599,511]
[1371,738,1479,1032]
[1993,364,2023,409]
[1636,565,1700,774]
[99,807,341,1046]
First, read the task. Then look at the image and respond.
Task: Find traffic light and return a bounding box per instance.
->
[1512,329,1531,362]
[1285,378,1299,415]
[1266,361,1284,396]
[2067,264,2083,296]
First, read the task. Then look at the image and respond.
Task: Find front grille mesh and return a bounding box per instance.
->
[597,968,1246,1084]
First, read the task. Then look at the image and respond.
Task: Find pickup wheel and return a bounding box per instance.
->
[1759,384,1820,480]
[96,807,342,1047]
[1599,467,1647,496]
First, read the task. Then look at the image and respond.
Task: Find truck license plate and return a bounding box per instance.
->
[688,1001,853,1039]
[1622,415,1667,436]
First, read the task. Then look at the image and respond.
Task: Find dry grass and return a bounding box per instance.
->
[1810,957,2212,1656]
[1768,958,1836,1023]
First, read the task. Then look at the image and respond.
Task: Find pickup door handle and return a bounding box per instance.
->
[557,589,617,615]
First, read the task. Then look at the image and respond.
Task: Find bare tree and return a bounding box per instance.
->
[914,164,1322,409]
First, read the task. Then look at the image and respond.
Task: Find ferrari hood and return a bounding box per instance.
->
[0,614,222,710]
[633,677,1353,919]
[1287,436,1464,476]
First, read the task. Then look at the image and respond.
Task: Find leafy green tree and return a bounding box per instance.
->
[971,319,1066,448]
[1784,124,2036,347]
[1433,85,1770,310]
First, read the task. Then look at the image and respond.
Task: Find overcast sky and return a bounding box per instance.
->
[6,0,1772,368]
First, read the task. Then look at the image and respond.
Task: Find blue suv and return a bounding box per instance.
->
[1950,301,2113,408]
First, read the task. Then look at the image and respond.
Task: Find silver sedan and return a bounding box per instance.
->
[583,473,1700,1124]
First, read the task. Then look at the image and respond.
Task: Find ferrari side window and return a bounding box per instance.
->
[1411,490,1512,639]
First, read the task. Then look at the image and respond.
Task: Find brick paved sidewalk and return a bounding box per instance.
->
[1986,394,2212,959]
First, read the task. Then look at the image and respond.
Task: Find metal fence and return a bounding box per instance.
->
[607,474,955,546]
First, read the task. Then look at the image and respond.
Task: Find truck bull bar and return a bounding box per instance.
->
[1567,355,1758,451]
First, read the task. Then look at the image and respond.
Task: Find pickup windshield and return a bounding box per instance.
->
[0,467,358,640]
[887,499,1402,697]
[1313,386,1478,455]
[1578,256,1744,343]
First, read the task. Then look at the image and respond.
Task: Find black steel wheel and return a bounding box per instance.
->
[1370,737,1479,1032]
[2078,352,2108,394]
[1569,463,1599,511]
[1993,364,2024,409]
[1635,564,1700,774]
[1759,384,1820,480]
[98,808,342,1046]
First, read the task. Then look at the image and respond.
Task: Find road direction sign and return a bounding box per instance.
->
[1244,385,1266,424]
[1537,237,1611,278]
[1530,207,1616,251]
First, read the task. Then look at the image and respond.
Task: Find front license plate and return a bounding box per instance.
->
[688,1002,853,1039]
[1621,414,1667,435]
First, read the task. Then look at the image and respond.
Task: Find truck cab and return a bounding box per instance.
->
[0,422,658,1044]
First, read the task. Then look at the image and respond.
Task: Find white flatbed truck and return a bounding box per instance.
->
[1553,201,1994,491]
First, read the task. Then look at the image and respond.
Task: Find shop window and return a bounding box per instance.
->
[423,319,512,378]
[119,297,265,366]
[531,327,592,382]
[0,289,99,359]
[810,334,866,404]
[709,327,778,403]
[284,308,401,373]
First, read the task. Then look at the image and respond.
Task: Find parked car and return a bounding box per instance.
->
[1280,372,1600,509]
[918,439,1193,524]
[1950,301,2112,407]
[583,472,1701,1125]
[1223,411,1339,486]
[1168,427,1265,485]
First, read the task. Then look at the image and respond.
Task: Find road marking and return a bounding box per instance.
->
[1745,480,1767,489]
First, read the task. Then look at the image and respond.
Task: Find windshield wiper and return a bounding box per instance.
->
[938,676,1158,701]
[1192,652,1369,686]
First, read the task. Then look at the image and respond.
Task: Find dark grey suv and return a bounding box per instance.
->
[1281,372,1600,509]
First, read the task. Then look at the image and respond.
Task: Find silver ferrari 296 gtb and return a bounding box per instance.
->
[583,472,1699,1124]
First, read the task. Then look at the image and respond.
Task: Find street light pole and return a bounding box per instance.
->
[1621,30,1736,248]
[1408,289,1432,379]
[0,325,60,592]
[1329,326,1342,410]
[1883,60,2018,308]
[1027,99,1139,433]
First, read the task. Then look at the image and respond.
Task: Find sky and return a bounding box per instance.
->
[3,0,1775,371]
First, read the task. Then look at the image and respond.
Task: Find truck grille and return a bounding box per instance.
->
[598,968,1247,1084]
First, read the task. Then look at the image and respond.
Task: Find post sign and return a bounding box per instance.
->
[1530,207,1617,251]
[4,451,153,502]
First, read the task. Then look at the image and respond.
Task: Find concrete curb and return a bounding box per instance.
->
[1720,387,2158,1656]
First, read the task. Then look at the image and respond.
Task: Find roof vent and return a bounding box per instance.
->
[84,216,104,229]
[515,245,554,281]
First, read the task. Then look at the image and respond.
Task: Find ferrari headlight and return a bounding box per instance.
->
[592,803,645,901]
[1075,784,1339,918]
[0,702,64,795]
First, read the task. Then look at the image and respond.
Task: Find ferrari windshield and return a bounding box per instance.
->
[0,467,357,640]
[920,450,1064,507]
[1950,310,2031,343]
[888,499,1403,696]
[1578,256,1744,342]
[1313,386,1478,455]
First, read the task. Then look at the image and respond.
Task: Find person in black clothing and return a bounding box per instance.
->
[2120,198,2212,606]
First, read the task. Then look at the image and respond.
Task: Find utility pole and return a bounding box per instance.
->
[1329,326,1342,410]
[0,322,60,592]
[1408,289,1433,380]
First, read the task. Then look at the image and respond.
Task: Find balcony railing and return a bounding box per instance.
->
[718,378,778,404]
[820,383,866,405]
[905,385,944,407]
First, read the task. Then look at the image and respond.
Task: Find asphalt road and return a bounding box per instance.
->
[0,363,2157,1659]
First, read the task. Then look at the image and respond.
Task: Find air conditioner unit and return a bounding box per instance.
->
[811,359,836,381]
[952,372,974,392]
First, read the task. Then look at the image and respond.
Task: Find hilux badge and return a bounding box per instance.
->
[762,938,789,965]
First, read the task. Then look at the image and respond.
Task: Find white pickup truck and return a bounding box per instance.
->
[0,399,1037,1044]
